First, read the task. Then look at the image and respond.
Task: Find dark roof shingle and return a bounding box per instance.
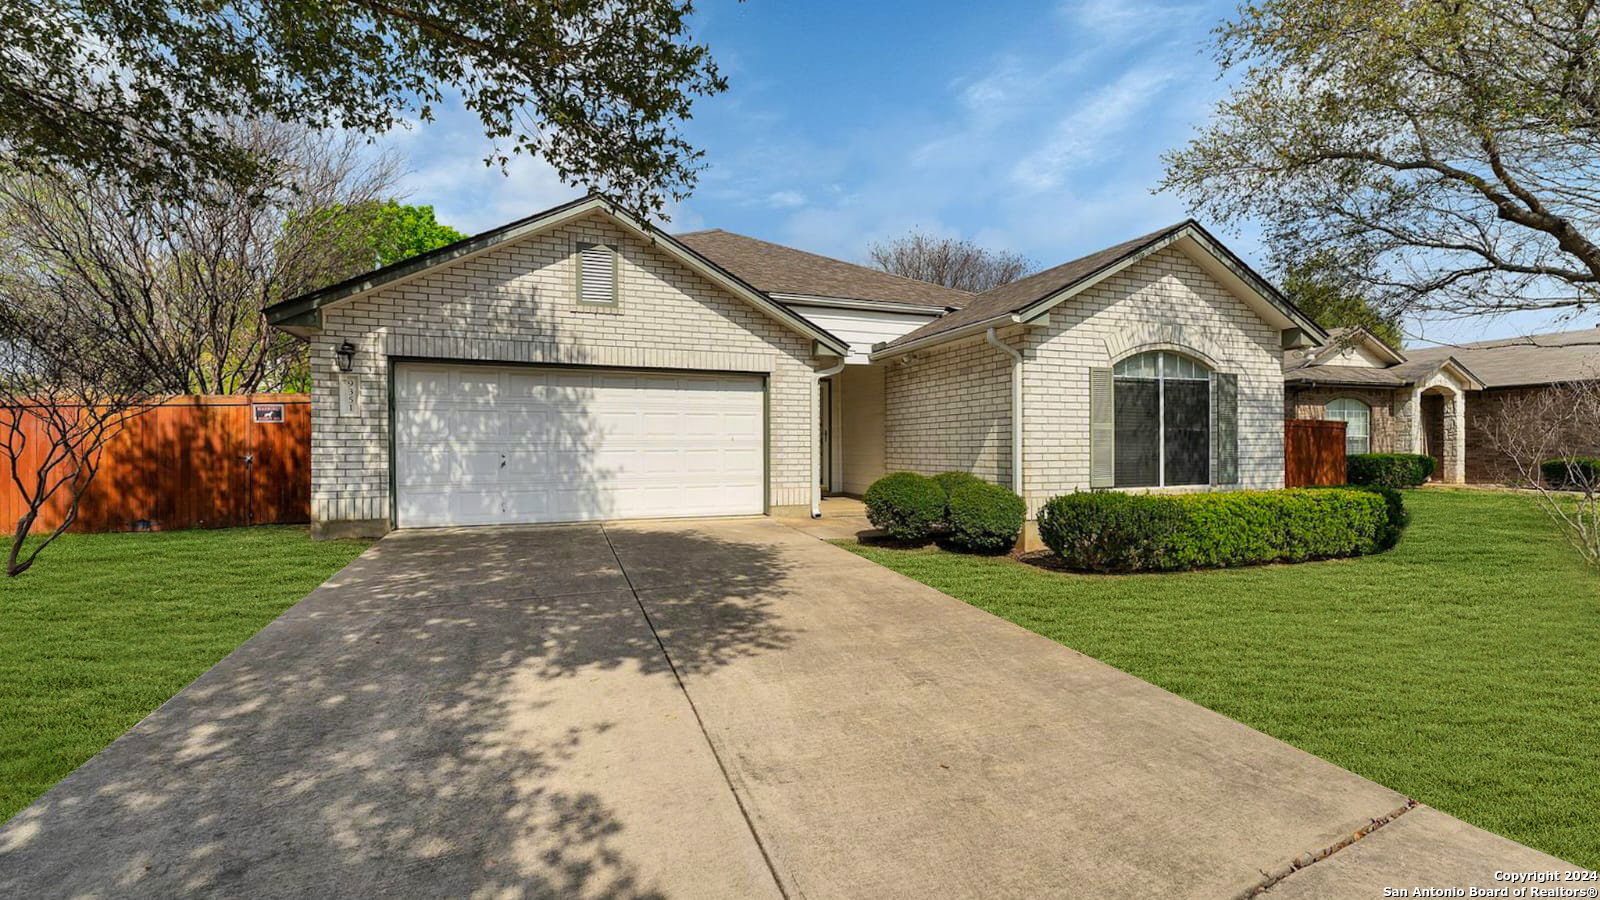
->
[1404,327,1600,388]
[674,229,972,309]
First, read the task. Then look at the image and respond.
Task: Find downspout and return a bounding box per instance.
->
[986,328,1024,498]
[813,358,847,518]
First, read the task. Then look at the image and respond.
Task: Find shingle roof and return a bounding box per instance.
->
[674,229,972,309]
[1404,326,1600,388]
[880,222,1191,350]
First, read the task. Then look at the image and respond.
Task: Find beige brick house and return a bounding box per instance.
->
[265,195,1328,537]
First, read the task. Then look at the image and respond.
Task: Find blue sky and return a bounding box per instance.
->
[378,0,1571,347]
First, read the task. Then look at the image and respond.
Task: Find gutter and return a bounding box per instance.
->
[870,314,1025,361]
[986,327,1024,497]
[812,358,847,518]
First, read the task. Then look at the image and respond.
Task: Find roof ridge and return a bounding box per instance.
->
[679,228,977,298]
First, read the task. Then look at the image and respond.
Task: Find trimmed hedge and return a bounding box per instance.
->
[944,481,1026,553]
[863,472,947,541]
[1037,488,1403,573]
[1541,457,1600,489]
[1347,453,1436,488]
[932,471,985,500]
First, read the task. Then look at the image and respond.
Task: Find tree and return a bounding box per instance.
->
[369,202,467,268]
[868,231,1033,292]
[0,121,402,395]
[1280,254,1404,349]
[1479,381,1600,571]
[3,0,725,215]
[1161,0,1600,321]
[0,296,155,577]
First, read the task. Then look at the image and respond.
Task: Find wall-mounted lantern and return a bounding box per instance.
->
[335,340,357,373]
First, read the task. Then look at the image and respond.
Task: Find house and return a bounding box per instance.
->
[1284,325,1600,483]
[1407,328,1600,482]
[263,194,1326,539]
[1283,327,1485,482]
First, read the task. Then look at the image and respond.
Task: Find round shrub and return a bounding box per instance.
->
[1347,453,1436,488]
[944,482,1026,553]
[863,472,947,541]
[1541,457,1600,490]
[931,471,985,500]
[1036,491,1186,572]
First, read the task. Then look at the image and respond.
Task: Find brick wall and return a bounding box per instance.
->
[1019,245,1286,513]
[884,339,1013,485]
[309,210,819,534]
[1463,385,1600,483]
[1284,386,1402,453]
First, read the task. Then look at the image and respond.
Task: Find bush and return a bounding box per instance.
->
[944,482,1026,553]
[932,471,985,500]
[863,472,947,541]
[1038,488,1402,572]
[1328,483,1407,549]
[1347,453,1436,488]
[1540,457,1600,490]
[1037,492,1187,572]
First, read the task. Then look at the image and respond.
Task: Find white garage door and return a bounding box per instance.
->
[394,363,765,527]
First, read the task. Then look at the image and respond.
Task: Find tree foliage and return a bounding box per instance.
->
[1280,254,1404,349]
[0,121,402,395]
[368,202,467,268]
[1162,0,1600,320]
[2,0,726,214]
[868,230,1033,292]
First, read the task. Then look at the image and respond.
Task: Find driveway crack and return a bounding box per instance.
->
[598,524,792,900]
[1237,798,1419,898]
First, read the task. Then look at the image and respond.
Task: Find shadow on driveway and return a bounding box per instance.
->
[0,524,791,899]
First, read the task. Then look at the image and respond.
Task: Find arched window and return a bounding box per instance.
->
[1111,351,1212,487]
[1326,398,1371,456]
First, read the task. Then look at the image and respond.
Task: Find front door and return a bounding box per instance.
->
[819,378,833,491]
[1422,393,1445,476]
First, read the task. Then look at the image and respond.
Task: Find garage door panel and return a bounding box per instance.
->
[395,364,766,527]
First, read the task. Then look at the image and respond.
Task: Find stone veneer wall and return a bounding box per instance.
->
[308,210,820,535]
[1284,386,1402,453]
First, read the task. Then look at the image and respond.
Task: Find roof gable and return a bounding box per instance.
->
[264,195,850,357]
[872,221,1326,357]
[1404,326,1600,388]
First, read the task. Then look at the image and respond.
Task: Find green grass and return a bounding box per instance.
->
[842,489,1600,867]
[0,527,369,822]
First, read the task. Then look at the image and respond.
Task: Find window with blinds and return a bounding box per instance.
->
[1111,350,1212,487]
[576,242,618,305]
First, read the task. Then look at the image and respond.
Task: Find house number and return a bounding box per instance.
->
[338,374,361,417]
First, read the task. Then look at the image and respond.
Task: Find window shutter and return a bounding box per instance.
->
[1213,373,1239,484]
[577,243,617,305]
[1090,367,1115,488]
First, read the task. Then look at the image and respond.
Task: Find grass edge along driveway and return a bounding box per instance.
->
[843,489,1600,869]
[0,526,369,822]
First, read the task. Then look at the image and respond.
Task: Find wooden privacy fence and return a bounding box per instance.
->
[1285,418,1347,487]
[0,395,311,533]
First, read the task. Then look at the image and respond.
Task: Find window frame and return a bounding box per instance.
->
[1111,350,1213,488]
[1326,397,1372,456]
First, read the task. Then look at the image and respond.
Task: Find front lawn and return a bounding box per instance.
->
[843,489,1600,867]
[0,527,369,822]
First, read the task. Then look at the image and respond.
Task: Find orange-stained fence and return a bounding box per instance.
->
[1285,418,1347,487]
[0,395,310,533]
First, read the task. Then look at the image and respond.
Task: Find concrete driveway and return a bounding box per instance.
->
[0,518,1567,898]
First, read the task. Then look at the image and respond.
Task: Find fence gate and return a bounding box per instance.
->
[1284,419,1347,487]
[0,394,311,533]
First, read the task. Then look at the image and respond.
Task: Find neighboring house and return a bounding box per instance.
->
[263,194,1326,539]
[1406,328,1600,482]
[1283,327,1485,482]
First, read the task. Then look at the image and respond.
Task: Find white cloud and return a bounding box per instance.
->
[1008,66,1176,190]
[765,189,807,209]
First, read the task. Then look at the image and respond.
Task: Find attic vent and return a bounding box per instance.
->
[577,242,618,305]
